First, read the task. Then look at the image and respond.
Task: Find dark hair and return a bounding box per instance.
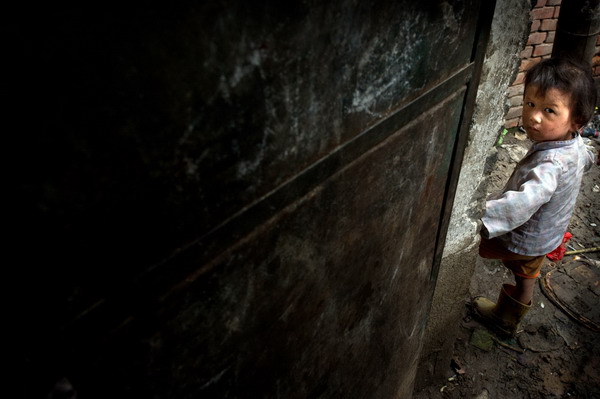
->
[524,57,596,127]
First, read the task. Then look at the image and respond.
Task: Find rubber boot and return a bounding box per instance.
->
[472,284,531,336]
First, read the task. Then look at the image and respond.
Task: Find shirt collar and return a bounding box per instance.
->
[531,133,578,151]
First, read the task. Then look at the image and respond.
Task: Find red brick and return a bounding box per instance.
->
[508,84,525,98]
[527,31,547,45]
[513,72,526,85]
[506,106,523,120]
[547,0,561,5]
[531,7,555,20]
[534,0,547,7]
[505,118,520,129]
[553,6,560,18]
[520,46,533,58]
[509,95,523,107]
[542,54,552,59]
[531,20,541,32]
[533,43,553,56]
[545,31,555,43]
[520,57,542,72]
[540,18,557,31]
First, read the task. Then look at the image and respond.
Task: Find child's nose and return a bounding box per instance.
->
[530,111,542,124]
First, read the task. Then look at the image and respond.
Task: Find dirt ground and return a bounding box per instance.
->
[416,126,600,399]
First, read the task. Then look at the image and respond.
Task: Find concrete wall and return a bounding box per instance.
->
[415,0,532,390]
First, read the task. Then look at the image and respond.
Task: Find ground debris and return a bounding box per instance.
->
[470,328,494,351]
[518,324,563,352]
[540,263,600,333]
[450,357,466,375]
[493,336,524,353]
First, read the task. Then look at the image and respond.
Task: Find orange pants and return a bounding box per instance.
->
[479,237,545,279]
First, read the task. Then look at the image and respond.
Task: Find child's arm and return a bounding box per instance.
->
[482,160,560,238]
[582,139,598,169]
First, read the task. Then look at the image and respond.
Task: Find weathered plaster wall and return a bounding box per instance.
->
[415,0,532,390]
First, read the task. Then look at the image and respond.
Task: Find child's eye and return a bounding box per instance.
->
[544,108,555,114]
[526,102,534,107]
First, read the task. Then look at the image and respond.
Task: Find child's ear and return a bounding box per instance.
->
[571,121,581,133]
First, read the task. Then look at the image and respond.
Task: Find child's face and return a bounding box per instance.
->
[522,85,579,142]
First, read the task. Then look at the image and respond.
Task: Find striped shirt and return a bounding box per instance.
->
[482,134,595,256]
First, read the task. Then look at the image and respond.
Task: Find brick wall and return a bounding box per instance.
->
[505,0,560,128]
[504,0,600,128]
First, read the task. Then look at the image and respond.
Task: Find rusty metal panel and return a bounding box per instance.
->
[8,0,492,397]
[68,89,466,398]
[12,1,480,298]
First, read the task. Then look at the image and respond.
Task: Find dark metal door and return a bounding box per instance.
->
[13,1,494,397]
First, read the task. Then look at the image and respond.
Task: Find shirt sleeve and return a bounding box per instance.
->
[482,160,560,238]
[582,141,597,173]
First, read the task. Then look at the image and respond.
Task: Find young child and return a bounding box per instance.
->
[474,57,597,336]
